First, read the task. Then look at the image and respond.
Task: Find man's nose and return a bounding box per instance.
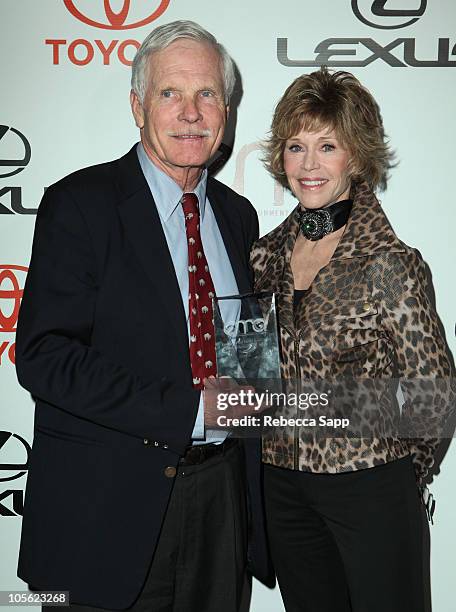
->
[179,96,203,123]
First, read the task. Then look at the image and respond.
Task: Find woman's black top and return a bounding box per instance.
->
[293,289,308,309]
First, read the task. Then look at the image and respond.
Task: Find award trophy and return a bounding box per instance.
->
[208,292,281,437]
[212,292,281,386]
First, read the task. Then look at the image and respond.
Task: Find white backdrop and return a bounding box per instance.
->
[1,1,455,610]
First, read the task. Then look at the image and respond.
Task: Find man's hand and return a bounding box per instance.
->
[203,376,265,429]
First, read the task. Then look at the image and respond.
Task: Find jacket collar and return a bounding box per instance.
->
[332,181,405,260]
[113,146,191,363]
[260,180,405,272]
[206,178,252,296]
[253,182,406,333]
[136,142,209,223]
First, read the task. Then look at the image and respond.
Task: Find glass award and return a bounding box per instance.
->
[212,292,281,384]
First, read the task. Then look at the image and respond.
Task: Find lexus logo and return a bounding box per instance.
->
[0,431,30,483]
[352,0,427,29]
[0,265,28,333]
[64,0,170,30]
[0,126,32,179]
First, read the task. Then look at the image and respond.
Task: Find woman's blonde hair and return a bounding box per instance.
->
[263,67,394,191]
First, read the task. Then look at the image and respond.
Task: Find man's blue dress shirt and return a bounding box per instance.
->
[137,143,239,443]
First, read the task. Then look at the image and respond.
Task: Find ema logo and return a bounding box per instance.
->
[63,0,170,30]
[0,126,31,179]
[0,265,28,366]
[352,0,427,30]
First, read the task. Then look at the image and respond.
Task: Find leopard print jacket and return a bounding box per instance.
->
[250,181,454,479]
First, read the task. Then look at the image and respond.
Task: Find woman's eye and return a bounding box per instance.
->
[322,143,335,152]
[288,144,302,153]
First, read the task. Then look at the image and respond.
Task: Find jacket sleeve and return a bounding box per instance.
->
[15,183,199,455]
[377,248,455,481]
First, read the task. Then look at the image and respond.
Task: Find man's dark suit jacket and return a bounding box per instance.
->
[15,146,272,609]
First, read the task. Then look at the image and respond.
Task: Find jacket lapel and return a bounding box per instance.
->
[254,208,300,333]
[332,182,405,260]
[206,179,251,295]
[114,147,190,360]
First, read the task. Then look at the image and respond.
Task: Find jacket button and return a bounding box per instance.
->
[164,466,177,478]
[362,302,371,311]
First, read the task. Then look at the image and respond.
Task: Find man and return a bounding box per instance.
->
[16,20,270,612]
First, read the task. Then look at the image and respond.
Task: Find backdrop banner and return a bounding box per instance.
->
[1,1,455,610]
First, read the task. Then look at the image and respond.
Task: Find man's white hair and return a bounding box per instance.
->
[131,20,236,105]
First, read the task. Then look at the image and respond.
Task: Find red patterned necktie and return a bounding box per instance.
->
[181,193,217,389]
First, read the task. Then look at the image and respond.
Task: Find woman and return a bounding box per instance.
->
[250,68,454,612]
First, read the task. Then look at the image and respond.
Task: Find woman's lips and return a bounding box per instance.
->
[298,178,328,190]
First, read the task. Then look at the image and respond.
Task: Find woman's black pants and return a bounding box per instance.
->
[264,456,427,612]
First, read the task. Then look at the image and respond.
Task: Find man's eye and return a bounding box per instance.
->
[200,90,214,97]
[161,90,173,98]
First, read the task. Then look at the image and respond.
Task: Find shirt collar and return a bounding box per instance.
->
[137,142,208,223]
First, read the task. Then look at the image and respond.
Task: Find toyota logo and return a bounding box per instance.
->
[352,0,427,29]
[0,431,31,483]
[0,265,28,333]
[0,126,32,179]
[64,0,170,30]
